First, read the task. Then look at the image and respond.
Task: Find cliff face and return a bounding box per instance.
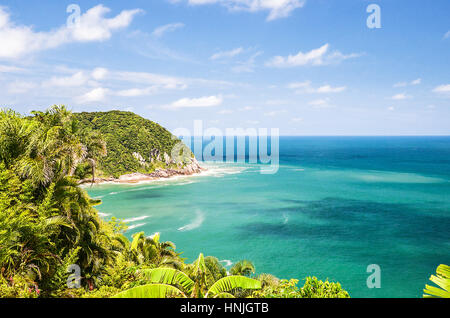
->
[74,111,201,180]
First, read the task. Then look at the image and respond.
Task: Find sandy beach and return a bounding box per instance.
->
[79,158,206,185]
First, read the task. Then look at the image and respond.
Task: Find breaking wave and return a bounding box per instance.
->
[178,210,204,231]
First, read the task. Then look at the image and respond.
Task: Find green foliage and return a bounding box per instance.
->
[299,277,350,298]
[204,256,227,287]
[112,283,186,298]
[252,277,349,298]
[230,260,255,277]
[206,276,261,298]
[73,111,186,178]
[0,274,40,298]
[81,285,122,298]
[0,106,124,296]
[139,268,194,294]
[423,264,450,298]
[252,278,301,298]
[0,166,65,287]
[112,263,261,299]
[0,109,35,169]
[129,231,182,269]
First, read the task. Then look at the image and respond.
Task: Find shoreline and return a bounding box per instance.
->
[79,158,206,185]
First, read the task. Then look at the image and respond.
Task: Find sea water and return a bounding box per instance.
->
[87,137,450,298]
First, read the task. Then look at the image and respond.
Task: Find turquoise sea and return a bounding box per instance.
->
[86,137,450,298]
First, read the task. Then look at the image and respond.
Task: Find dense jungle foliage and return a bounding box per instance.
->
[74,110,185,178]
[1,105,445,298]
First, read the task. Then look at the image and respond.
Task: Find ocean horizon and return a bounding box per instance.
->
[88,136,450,298]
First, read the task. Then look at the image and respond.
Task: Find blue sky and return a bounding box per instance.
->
[0,0,449,135]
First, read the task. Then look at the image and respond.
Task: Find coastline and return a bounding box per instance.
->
[79,158,206,185]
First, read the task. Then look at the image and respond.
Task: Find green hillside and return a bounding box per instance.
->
[74,111,188,178]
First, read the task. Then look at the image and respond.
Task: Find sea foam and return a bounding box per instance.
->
[219,260,233,267]
[126,223,146,231]
[178,210,204,231]
[123,215,150,223]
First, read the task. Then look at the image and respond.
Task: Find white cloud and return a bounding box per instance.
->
[91,67,108,80]
[391,93,412,100]
[264,110,286,116]
[393,78,421,87]
[0,64,24,72]
[2,63,238,106]
[315,84,346,93]
[7,80,36,93]
[70,5,143,42]
[77,87,109,103]
[43,71,89,87]
[218,109,233,114]
[168,95,223,108]
[393,82,407,88]
[266,44,360,67]
[267,44,328,67]
[308,98,333,108]
[288,81,311,90]
[210,47,244,60]
[433,84,450,93]
[0,5,142,59]
[152,23,185,37]
[115,87,156,97]
[179,0,306,21]
[265,99,289,105]
[444,31,450,39]
[387,106,395,111]
[231,51,263,73]
[112,70,188,90]
[288,81,346,94]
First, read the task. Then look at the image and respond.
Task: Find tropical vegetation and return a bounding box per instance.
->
[74,111,187,178]
[423,264,450,298]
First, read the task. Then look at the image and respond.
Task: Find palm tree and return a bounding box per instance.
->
[43,173,115,288]
[0,109,34,169]
[112,253,261,298]
[204,256,227,287]
[0,195,72,286]
[230,260,255,276]
[16,105,87,188]
[423,264,450,298]
[78,130,107,183]
[129,232,182,269]
[257,273,280,289]
[0,106,118,293]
